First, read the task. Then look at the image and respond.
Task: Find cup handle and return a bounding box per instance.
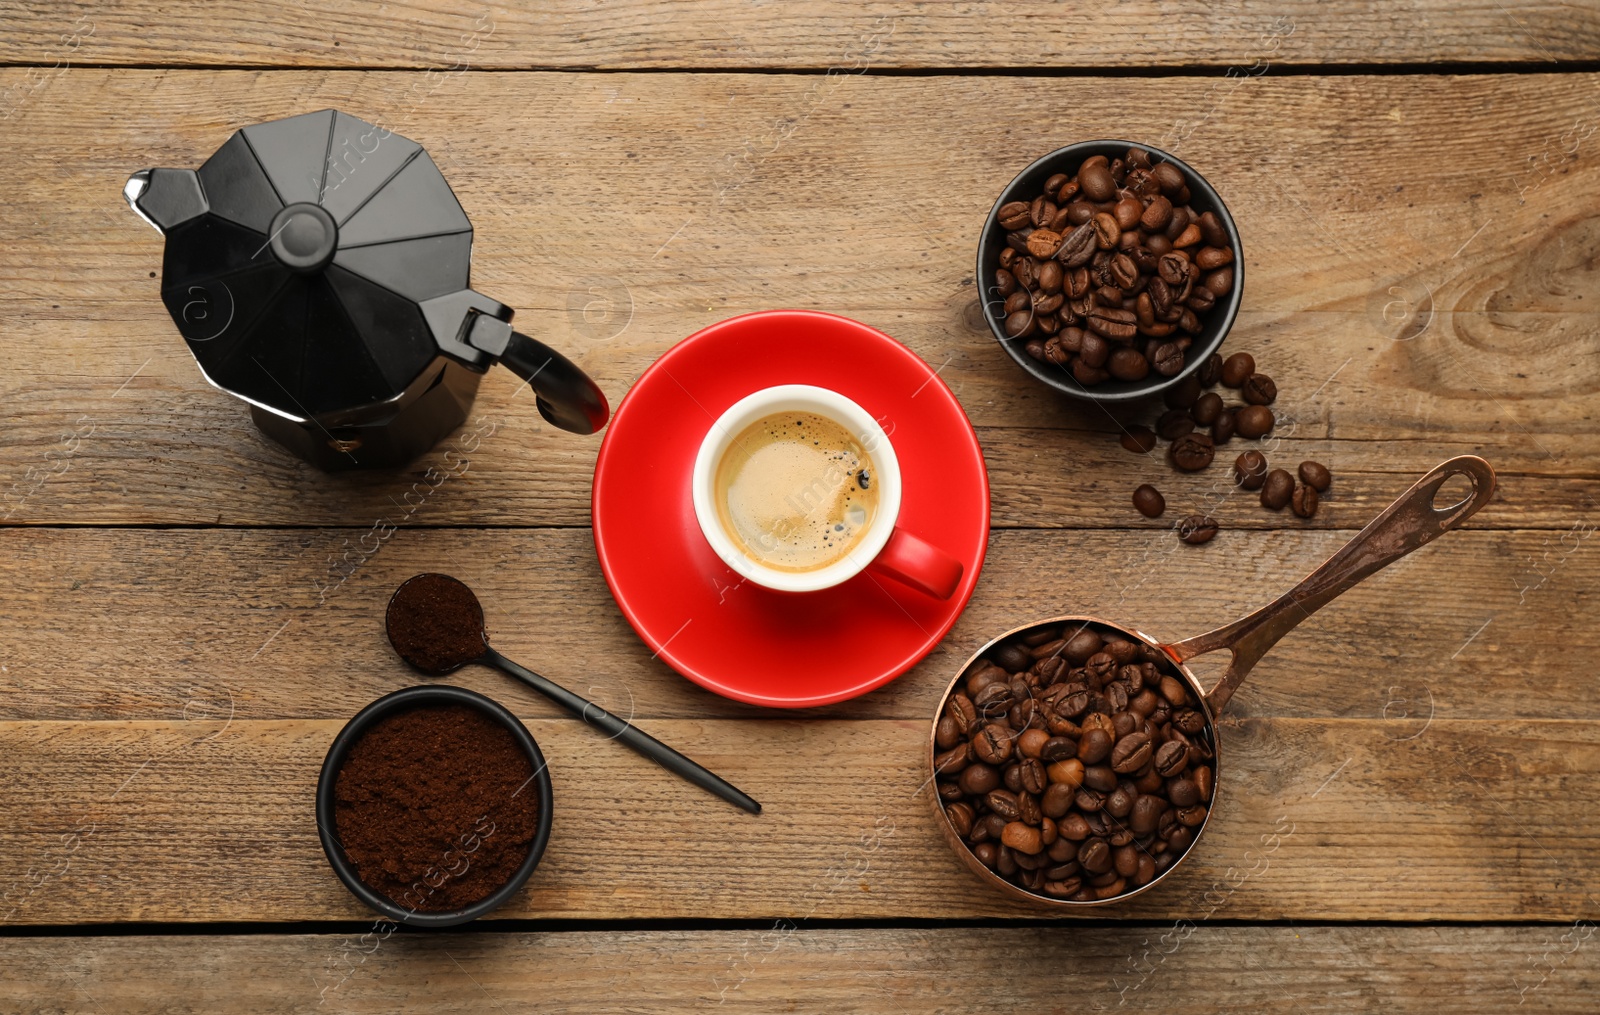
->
[867,527,965,600]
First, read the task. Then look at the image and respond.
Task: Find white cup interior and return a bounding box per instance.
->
[692,385,902,593]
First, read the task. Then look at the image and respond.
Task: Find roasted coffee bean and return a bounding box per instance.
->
[1074,788,1105,812]
[1173,708,1207,734]
[1299,460,1332,491]
[1193,765,1214,801]
[1221,352,1255,387]
[974,723,1014,764]
[1156,408,1195,440]
[1167,777,1200,807]
[1110,253,1140,290]
[1235,404,1275,439]
[1108,347,1150,381]
[1163,373,1202,409]
[1169,432,1215,472]
[990,642,1031,672]
[1151,162,1185,196]
[1077,728,1113,764]
[1210,408,1235,444]
[1019,758,1049,796]
[1110,730,1154,773]
[998,201,1032,231]
[1064,629,1103,664]
[1204,266,1234,296]
[1079,157,1117,201]
[1105,785,1135,819]
[1292,483,1320,518]
[946,693,978,733]
[1041,782,1075,818]
[1176,514,1219,544]
[1091,212,1121,250]
[1057,222,1097,267]
[1041,736,1078,763]
[935,716,962,750]
[1260,468,1294,510]
[1140,195,1173,231]
[1079,330,1111,368]
[1242,373,1277,405]
[1177,805,1208,827]
[1002,821,1044,854]
[934,744,970,777]
[1194,246,1233,270]
[1199,351,1224,387]
[1082,764,1117,793]
[1004,309,1035,338]
[1152,342,1185,376]
[1119,425,1158,453]
[945,801,975,838]
[986,788,1023,821]
[1036,259,1063,294]
[1154,740,1189,777]
[959,759,1003,794]
[1027,229,1063,259]
[1047,758,1087,788]
[1078,838,1113,874]
[1234,450,1268,489]
[1132,484,1165,518]
[1087,306,1138,341]
[1191,391,1222,426]
[1017,728,1051,758]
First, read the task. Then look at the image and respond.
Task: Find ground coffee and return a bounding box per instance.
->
[386,573,487,674]
[334,703,540,912]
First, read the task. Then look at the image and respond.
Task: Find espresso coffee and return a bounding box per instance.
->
[715,411,878,572]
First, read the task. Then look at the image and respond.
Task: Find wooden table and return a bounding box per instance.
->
[3,3,1598,1010]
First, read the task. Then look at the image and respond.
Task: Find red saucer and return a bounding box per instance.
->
[592,311,990,708]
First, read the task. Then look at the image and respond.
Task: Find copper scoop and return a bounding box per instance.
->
[929,455,1496,906]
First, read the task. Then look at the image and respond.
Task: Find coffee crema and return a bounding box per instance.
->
[714,411,878,573]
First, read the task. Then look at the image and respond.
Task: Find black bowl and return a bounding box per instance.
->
[315,685,555,928]
[976,140,1244,403]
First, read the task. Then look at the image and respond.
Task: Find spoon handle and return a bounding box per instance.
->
[1166,455,1496,716]
[485,648,762,815]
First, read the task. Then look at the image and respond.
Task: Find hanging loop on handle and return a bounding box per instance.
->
[1165,456,1496,716]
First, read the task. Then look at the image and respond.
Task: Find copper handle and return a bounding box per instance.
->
[1165,456,1496,715]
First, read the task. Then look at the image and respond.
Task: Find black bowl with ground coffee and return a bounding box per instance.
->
[315,685,554,927]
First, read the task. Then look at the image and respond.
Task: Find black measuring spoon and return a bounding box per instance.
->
[386,572,761,815]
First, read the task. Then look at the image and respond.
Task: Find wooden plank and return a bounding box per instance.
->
[2,70,1596,526]
[5,926,1598,1013]
[1,715,1597,924]
[4,2,1596,70]
[0,527,1591,723]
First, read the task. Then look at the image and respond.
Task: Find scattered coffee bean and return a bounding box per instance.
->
[1261,468,1294,510]
[1169,432,1214,472]
[1001,148,1235,386]
[1199,352,1224,388]
[1235,404,1275,439]
[1192,391,1223,426]
[1234,450,1268,489]
[1292,483,1320,518]
[1177,514,1219,544]
[1242,373,1277,405]
[1221,352,1254,387]
[1133,484,1166,518]
[1210,408,1235,444]
[940,620,1215,902]
[1120,426,1158,454]
[1299,460,1332,491]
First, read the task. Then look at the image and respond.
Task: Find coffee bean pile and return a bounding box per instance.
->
[1117,351,1331,540]
[935,622,1216,902]
[994,147,1236,386]
[1236,451,1331,518]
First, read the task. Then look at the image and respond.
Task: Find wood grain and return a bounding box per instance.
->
[2,715,1598,924]
[3,2,1596,70]
[6,926,1598,1013]
[1,70,1597,526]
[0,527,1591,723]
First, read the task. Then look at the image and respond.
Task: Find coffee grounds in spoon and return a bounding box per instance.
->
[387,573,487,674]
[334,703,540,912]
